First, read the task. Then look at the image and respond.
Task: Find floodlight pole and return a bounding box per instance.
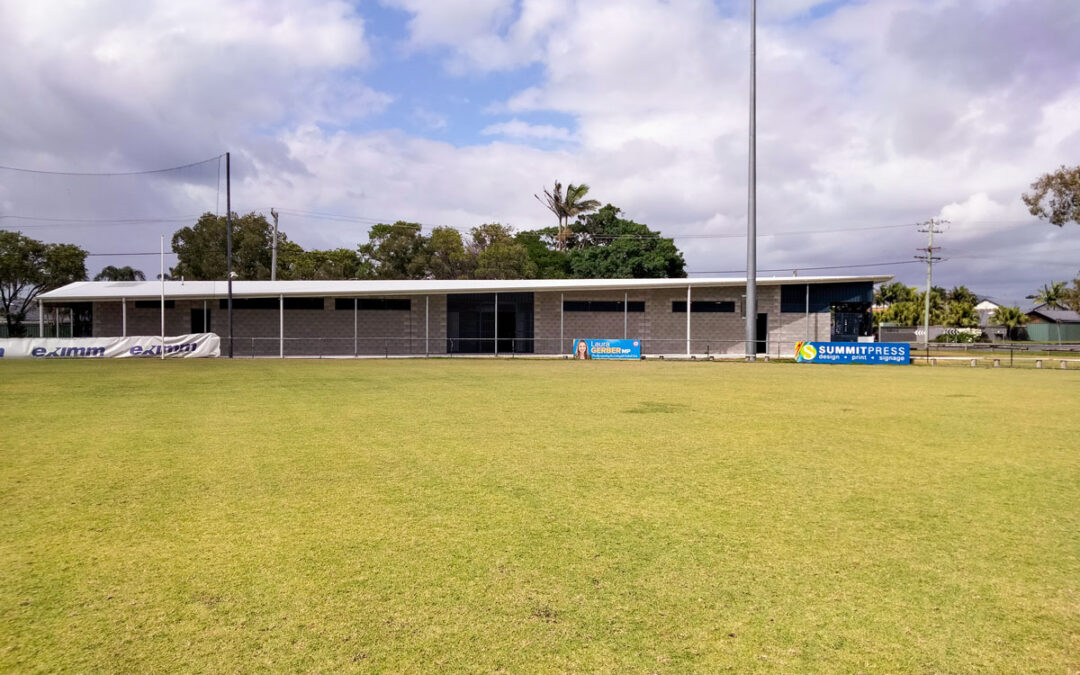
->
[745,0,758,361]
[226,152,234,358]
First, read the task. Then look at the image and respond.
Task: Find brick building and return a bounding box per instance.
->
[38,276,887,357]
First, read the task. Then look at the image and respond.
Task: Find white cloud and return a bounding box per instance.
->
[481,119,575,142]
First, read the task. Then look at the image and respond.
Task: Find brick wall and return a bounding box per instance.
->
[91,287,831,358]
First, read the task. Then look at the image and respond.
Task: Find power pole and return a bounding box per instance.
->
[270,208,279,282]
[915,219,945,353]
[745,0,758,361]
[226,152,233,359]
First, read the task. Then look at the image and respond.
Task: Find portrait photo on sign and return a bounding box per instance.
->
[574,339,591,359]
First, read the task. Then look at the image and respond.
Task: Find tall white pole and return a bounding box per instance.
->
[686,285,691,356]
[745,0,758,361]
[160,234,166,360]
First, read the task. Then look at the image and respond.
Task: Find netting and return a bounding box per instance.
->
[0,156,224,276]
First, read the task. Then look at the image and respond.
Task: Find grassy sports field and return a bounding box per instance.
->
[1,359,1078,673]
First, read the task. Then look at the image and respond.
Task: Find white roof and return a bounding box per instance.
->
[40,275,892,302]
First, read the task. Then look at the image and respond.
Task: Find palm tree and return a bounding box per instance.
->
[1026,281,1068,310]
[94,265,146,281]
[990,305,1028,341]
[535,181,600,251]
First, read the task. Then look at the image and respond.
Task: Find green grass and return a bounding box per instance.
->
[1,360,1078,673]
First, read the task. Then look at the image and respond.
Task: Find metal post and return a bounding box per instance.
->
[279,294,284,359]
[494,293,498,356]
[560,292,564,354]
[425,296,430,356]
[270,208,279,281]
[38,299,43,337]
[226,151,233,358]
[203,300,207,334]
[353,298,358,357]
[54,307,58,338]
[624,291,628,339]
[686,285,691,356]
[804,284,809,342]
[122,298,127,337]
[745,0,758,361]
[160,234,165,360]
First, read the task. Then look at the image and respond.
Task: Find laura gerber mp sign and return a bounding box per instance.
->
[795,341,910,365]
[573,339,642,360]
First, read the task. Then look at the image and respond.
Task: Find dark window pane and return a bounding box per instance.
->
[135,300,174,309]
[672,301,735,313]
[284,297,325,310]
[563,300,644,312]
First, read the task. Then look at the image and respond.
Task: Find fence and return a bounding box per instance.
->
[217,336,795,360]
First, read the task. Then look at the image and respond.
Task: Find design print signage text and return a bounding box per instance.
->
[573,339,641,360]
[796,341,909,365]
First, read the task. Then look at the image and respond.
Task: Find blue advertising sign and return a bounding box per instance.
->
[573,338,641,360]
[795,341,910,365]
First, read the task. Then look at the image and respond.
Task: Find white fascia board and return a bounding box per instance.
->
[39,275,893,303]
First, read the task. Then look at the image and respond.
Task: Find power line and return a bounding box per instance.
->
[0,154,224,177]
[689,260,922,275]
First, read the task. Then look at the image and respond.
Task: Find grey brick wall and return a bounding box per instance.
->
[91,287,830,358]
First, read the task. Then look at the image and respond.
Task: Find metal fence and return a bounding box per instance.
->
[217,336,794,360]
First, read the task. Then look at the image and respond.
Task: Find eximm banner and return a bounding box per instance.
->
[573,339,642,360]
[0,333,221,360]
[795,341,910,365]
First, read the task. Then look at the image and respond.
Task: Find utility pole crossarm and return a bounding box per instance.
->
[916,218,947,353]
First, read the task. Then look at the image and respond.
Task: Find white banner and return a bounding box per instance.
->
[0,333,221,359]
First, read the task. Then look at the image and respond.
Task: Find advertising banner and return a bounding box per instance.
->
[573,338,641,360]
[0,333,221,360]
[795,341,909,365]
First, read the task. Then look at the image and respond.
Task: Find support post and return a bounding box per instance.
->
[122,298,127,337]
[560,292,564,354]
[160,234,165,360]
[279,295,284,359]
[38,299,43,337]
[804,284,810,342]
[745,0,758,361]
[624,291,628,339]
[494,293,498,356]
[353,298,358,357]
[226,151,233,358]
[425,296,430,357]
[203,300,207,334]
[686,285,691,357]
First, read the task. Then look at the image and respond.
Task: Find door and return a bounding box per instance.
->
[191,307,211,333]
[756,313,768,354]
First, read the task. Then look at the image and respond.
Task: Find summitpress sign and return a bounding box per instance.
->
[795,341,910,365]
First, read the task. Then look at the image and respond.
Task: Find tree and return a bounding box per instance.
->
[94,265,145,281]
[990,305,1028,340]
[1026,281,1069,310]
[470,224,537,279]
[535,181,600,251]
[946,285,978,307]
[1023,165,1080,227]
[1066,278,1080,312]
[0,231,87,337]
[422,227,473,280]
[359,222,427,279]
[565,205,686,278]
[283,248,370,280]
[171,212,282,280]
[875,288,946,326]
[874,282,917,305]
[515,229,571,278]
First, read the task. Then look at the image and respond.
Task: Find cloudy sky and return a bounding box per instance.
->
[1,0,1078,303]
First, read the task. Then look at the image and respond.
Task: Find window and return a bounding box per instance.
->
[217,297,325,310]
[135,300,174,309]
[672,301,735,313]
[335,298,411,311]
[563,300,644,312]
